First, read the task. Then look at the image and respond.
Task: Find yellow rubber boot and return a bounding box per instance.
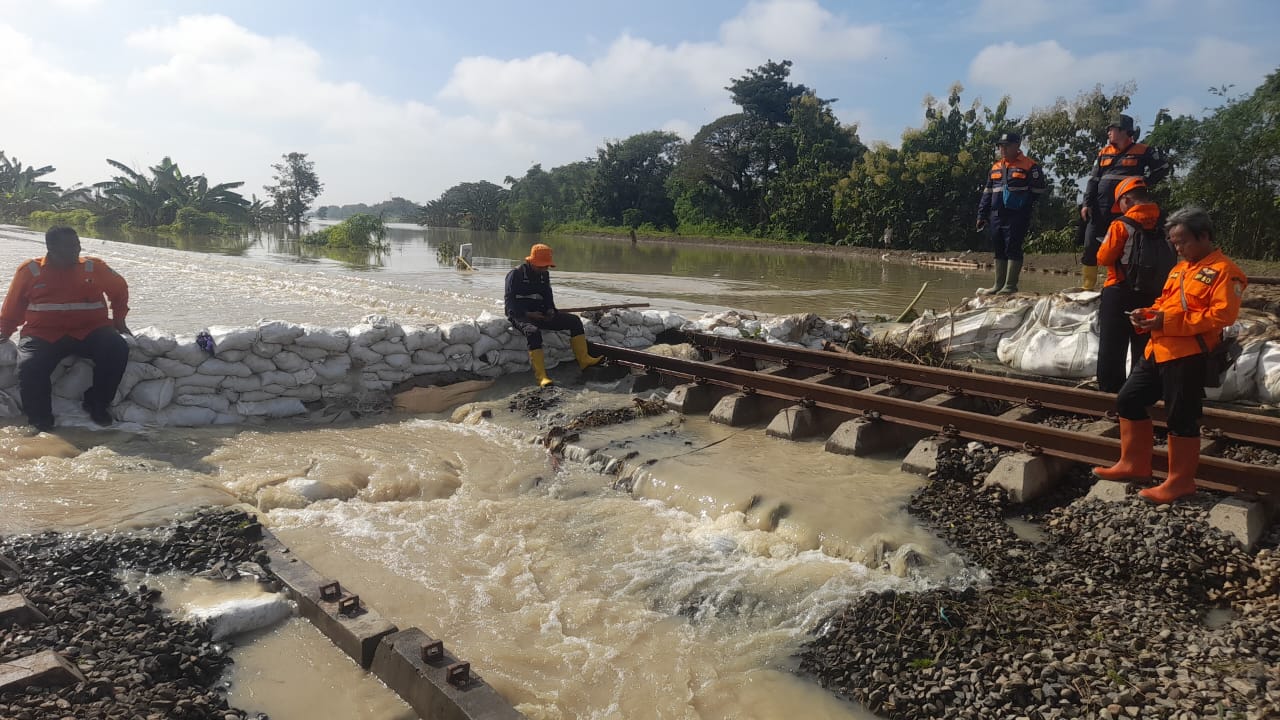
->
[1081,265,1099,291]
[1140,435,1199,504]
[1093,418,1153,481]
[528,349,554,388]
[570,335,603,369]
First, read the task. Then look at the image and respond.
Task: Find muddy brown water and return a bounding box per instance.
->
[0,229,994,718]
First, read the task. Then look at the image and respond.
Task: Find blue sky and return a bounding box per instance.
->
[1,0,1276,205]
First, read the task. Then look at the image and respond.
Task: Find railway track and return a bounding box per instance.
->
[588,333,1280,496]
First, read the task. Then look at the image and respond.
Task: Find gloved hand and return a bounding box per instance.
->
[975,218,988,231]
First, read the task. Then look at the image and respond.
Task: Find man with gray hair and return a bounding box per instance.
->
[1093,207,1246,504]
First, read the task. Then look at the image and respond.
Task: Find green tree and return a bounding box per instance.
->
[726,59,828,125]
[766,93,866,240]
[1024,84,1135,198]
[587,131,684,228]
[265,152,323,227]
[834,84,1010,250]
[0,152,62,221]
[1150,70,1280,258]
[417,181,506,231]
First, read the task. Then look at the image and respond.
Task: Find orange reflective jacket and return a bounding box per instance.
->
[1096,202,1161,288]
[1140,249,1246,363]
[0,256,130,342]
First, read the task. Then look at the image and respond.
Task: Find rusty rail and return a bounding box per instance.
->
[591,341,1279,495]
[682,332,1280,448]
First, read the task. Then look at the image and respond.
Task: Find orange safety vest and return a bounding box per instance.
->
[1141,249,1246,363]
[1096,202,1161,288]
[0,256,130,342]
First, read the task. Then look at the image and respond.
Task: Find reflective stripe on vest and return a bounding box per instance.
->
[85,259,94,272]
[27,301,107,312]
[26,260,40,277]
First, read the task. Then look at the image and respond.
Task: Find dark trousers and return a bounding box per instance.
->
[989,214,1030,261]
[1096,285,1156,393]
[1117,354,1205,437]
[17,326,129,425]
[1081,213,1115,266]
[511,313,585,351]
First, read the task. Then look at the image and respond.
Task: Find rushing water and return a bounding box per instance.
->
[0,225,992,719]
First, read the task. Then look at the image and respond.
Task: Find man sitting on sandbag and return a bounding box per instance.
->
[504,243,602,388]
[0,226,131,431]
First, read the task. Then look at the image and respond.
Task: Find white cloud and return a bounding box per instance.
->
[440,0,890,116]
[968,40,1159,107]
[1187,36,1266,91]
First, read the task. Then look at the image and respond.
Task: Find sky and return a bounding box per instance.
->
[1,0,1276,206]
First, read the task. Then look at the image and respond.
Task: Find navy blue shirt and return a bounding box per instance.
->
[504,263,555,320]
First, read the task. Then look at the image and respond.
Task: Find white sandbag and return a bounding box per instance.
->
[473,334,502,359]
[476,312,511,338]
[209,326,259,352]
[403,326,441,352]
[441,321,480,345]
[52,361,94,399]
[222,375,263,393]
[157,405,217,426]
[237,390,277,402]
[116,361,166,401]
[165,337,211,366]
[114,401,157,425]
[412,350,447,365]
[349,344,382,365]
[152,356,196,378]
[132,329,178,357]
[1257,341,1280,404]
[130,377,175,410]
[293,327,349,352]
[237,398,307,417]
[176,393,231,412]
[291,367,317,385]
[642,310,666,328]
[349,322,389,347]
[251,341,282,358]
[0,339,17,367]
[282,384,322,401]
[0,388,20,417]
[187,594,293,641]
[242,353,276,374]
[311,355,352,383]
[198,358,252,377]
[907,297,1034,353]
[1206,339,1265,402]
[997,295,1099,379]
[213,412,243,425]
[258,321,305,345]
[260,370,299,389]
[442,343,473,360]
[290,345,330,361]
[271,350,308,372]
[370,340,406,356]
[376,368,410,382]
[215,349,248,362]
[383,353,411,370]
[176,373,222,390]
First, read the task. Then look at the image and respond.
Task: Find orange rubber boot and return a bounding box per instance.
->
[1140,435,1199,504]
[1092,418,1153,481]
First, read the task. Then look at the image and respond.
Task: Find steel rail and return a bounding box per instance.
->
[683,332,1280,448]
[592,342,1277,495]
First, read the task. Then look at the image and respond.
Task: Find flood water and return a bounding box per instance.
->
[0,224,995,719]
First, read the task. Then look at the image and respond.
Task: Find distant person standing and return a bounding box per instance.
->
[1093,208,1245,504]
[1093,177,1171,392]
[1079,114,1170,290]
[504,243,602,388]
[975,132,1047,295]
[0,226,131,431]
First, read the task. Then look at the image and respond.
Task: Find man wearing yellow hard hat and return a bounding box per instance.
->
[504,243,602,387]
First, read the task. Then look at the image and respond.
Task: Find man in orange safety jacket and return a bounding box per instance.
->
[1093,176,1165,392]
[1093,207,1246,503]
[0,226,131,431]
[1079,114,1170,290]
